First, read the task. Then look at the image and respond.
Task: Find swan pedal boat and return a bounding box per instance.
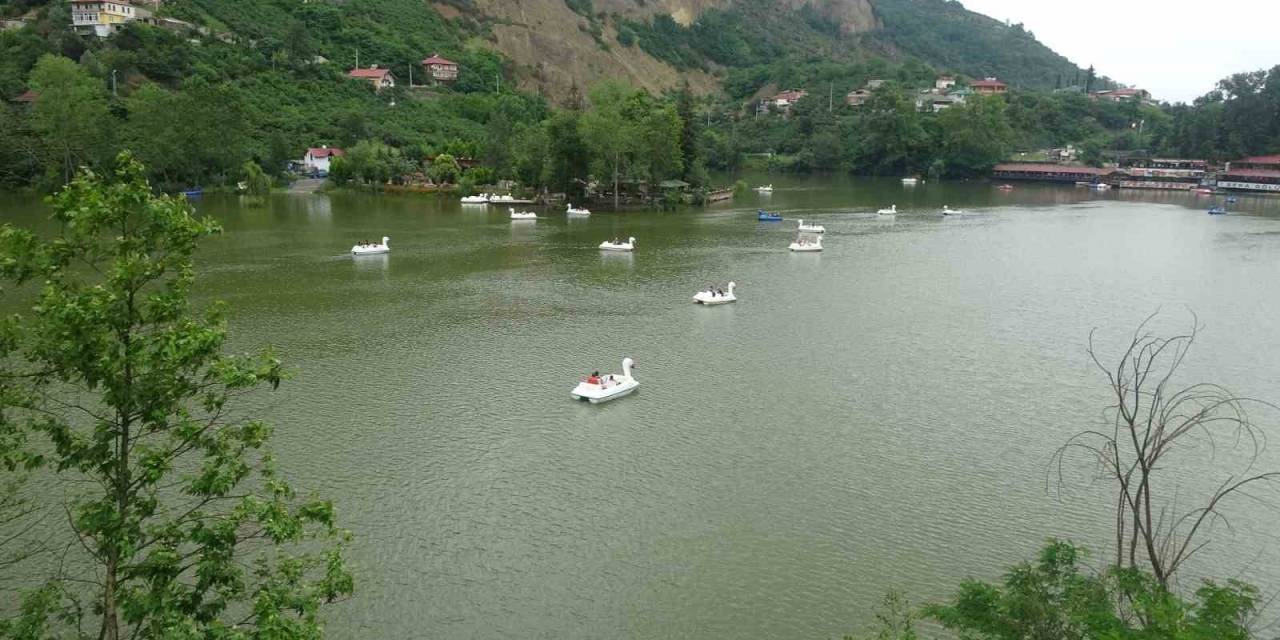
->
[693,282,736,305]
[877,205,897,217]
[571,358,639,404]
[789,238,823,252]
[599,237,636,252]
[567,204,591,216]
[942,206,967,216]
[510,208,537,220]
[758,210,783,221]
[460,194,489,204]
[797,219,825,233]
[351,236,390,255]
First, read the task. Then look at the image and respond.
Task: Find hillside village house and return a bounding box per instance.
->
[916,93,965,112]
[348,66,397,91]
[10,90,36,106]
[757,89,808,116]
[935,75,956,91]
[70,0,151,37]
[971,77,1008,95]
[845,88,873,107]
[421,54,459,84]
[303,147,344,173]
[1090,88,1154,105]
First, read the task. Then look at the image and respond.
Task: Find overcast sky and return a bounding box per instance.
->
[957,0,1280,103]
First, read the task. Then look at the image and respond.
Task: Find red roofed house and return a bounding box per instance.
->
[758,89,808,116]
[421,53,459,83]
[348,66,397,92]
[10,89,37,105]
[304,146,344,174]
[971,77,1008,96]
[1219,155,1280,193]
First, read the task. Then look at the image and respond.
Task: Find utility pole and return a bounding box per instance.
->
[409,63,413,88]
[355,48,359,68]
[828,82,833,112]
[495,73,500,94]
[111,69,117,97]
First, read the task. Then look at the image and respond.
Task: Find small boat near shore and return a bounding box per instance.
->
[571,358,639,404]
[755,185,774,193]
[352,236,390,255]
[902,177,921,186]
[758,210,783,221]
[942,205,967,216]
[789,237,823,252]
[797,219,825,233]
[877,205,897,218]
[599,237,636,252]
[1208,206,1228,215]
[693,282,737,305]
[510,208,537,220]
[567,204,591,216]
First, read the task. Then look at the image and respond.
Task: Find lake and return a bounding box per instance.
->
[4,176,1280,638]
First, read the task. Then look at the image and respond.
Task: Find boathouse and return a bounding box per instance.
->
[1219,156,1280,193]
[991,163,1119,184]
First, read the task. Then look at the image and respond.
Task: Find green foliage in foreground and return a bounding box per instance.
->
[925,541,1256,640]
[0,155,352,638]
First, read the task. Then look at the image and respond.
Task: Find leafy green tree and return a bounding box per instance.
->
[0,154,353,639]
[937,96,1013,177]
[926,541,1256,640]
[27,54,113,184]
[428,153,461,184]
[582,81,639,209]
[849,86,929,175]
[241,160,272,202]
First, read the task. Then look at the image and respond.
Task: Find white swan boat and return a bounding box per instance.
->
[351,236,389,255]
[567,204,591,216]
[571,358,639,404]
[797,219,825,233]
[877,204,897,218]
[460,194,489,204]
[510,208,537,220]
[789,237,823,252]
[693,282,736,305]
[942,205,967,216]
[599,236,636,252]
[755,185,774,193]
[490,194,516,203]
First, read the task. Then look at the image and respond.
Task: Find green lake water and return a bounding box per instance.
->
[4,176,1280,638]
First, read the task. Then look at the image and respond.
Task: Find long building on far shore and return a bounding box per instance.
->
[991,163,1120,183]
[1218,156,1280,193]
[1118,158,1207,191]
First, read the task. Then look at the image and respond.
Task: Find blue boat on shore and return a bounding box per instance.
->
[758,210,782,221]
[182,187,203,199]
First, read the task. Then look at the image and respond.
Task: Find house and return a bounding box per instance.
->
[865,79,886,90]
[1090,88,1153,104]
[845,88,873,107]
[348,66,397,91]
[420,53,459,84]
[10,90,37,106]
[1219,155,1280,193]
[2,18,28,31]
[758,89,808,116]
[70,0,151,37]
[303,147,344,173]
[935,75,956,92]
[971,77,1008,95]
[916,93,965,113]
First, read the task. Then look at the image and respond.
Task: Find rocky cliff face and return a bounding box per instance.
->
[467,0,880,98]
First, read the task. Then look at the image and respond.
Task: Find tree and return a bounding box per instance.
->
[0,154,353,639]
[582,81,639,209]
[1051,315,1280,588]
[27,54,112,184]
[937,96,1013,177]
[241,160,272,203]
[428,153,461,184]
[926,541,1257,640]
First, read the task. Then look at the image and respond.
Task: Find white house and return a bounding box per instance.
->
[303,147,344,173]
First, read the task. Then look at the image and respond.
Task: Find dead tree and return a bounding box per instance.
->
[1051,313,1280,588]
